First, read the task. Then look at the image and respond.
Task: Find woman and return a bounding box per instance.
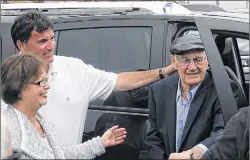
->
[1,54,127,159]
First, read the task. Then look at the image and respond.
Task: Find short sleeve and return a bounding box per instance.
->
[79,61,117,102]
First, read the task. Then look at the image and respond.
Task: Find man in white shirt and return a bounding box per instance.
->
[8,11,175,146]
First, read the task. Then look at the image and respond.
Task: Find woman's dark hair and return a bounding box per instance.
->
[11,11,53,49]
[1,54,45,105]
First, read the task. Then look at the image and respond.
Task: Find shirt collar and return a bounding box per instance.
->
[47,56,58,78]
[176,75,204,102]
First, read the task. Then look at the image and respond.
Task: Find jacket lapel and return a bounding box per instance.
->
[6,107,22,152]
[179,73,211,149]
[165,76,179,152]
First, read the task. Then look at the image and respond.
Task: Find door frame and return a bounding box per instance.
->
[194,17,239,123]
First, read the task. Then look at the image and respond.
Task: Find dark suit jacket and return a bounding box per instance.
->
[202,107,249,160]
[145,71,240,160]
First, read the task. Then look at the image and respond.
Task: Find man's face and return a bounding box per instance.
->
[173,51,208,86]
[17,28,55,64]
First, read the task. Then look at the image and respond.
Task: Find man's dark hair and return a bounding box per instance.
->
[11,11,53,49]
[1,54,44,104]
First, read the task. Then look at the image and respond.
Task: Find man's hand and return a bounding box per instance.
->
[162,63,176,76]
[190,146,205,159]
[169,150,193,159]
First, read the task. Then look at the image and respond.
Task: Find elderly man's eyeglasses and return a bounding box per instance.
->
[29,78,48,87]
[177,56,207,66]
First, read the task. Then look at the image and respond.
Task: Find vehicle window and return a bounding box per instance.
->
[57,27,152,108]
[236,38,249,81]
[54,31,58,55]
[182,30,199,36]
[182,29,219,39]
[57,27,151,73]
[237,38,249,56]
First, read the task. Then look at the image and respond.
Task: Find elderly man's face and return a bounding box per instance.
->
[172,51,208,86]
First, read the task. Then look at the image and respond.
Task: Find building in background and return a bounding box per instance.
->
[178,0,249,10]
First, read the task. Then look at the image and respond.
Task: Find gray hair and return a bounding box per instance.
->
[1,110,12,159]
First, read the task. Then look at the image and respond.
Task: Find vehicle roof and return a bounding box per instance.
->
[1,7,154,23]
[1,1,191,14]
[2,1,248,23]
[1,7,249,24]
[189,11,249,23]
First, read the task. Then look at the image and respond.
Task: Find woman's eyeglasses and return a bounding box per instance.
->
[29,78,48,87]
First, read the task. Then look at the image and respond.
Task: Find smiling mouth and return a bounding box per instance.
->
[43,52,53,56]
[40,93,47,97]
[187,73,199,75]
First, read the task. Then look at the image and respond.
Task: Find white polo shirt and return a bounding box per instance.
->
[38,56,117,146]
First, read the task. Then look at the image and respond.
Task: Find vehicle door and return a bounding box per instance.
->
[54,17,165,160]
[194,17,244,123]
[195,17,249,103]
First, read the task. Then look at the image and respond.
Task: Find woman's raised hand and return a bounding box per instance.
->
[101,125,127,148]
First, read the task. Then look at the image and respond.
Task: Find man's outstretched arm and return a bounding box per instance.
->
[115,64,175,91]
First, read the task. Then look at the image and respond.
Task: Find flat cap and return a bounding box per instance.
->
[170,34,205,55]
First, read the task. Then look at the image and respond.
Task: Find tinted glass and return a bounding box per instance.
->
[57,27,151,73]
[236,38,249,81]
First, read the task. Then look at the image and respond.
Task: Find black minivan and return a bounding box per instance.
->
[1,8,249,159]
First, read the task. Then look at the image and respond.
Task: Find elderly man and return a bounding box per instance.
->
[145,34,240,160]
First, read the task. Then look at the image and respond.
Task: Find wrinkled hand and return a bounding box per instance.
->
[101,125,127,148]
[169,150,193,159]
[163,63,177,76]
[190,146,205,159]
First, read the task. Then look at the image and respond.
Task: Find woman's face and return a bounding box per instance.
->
[20,68,50,109]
